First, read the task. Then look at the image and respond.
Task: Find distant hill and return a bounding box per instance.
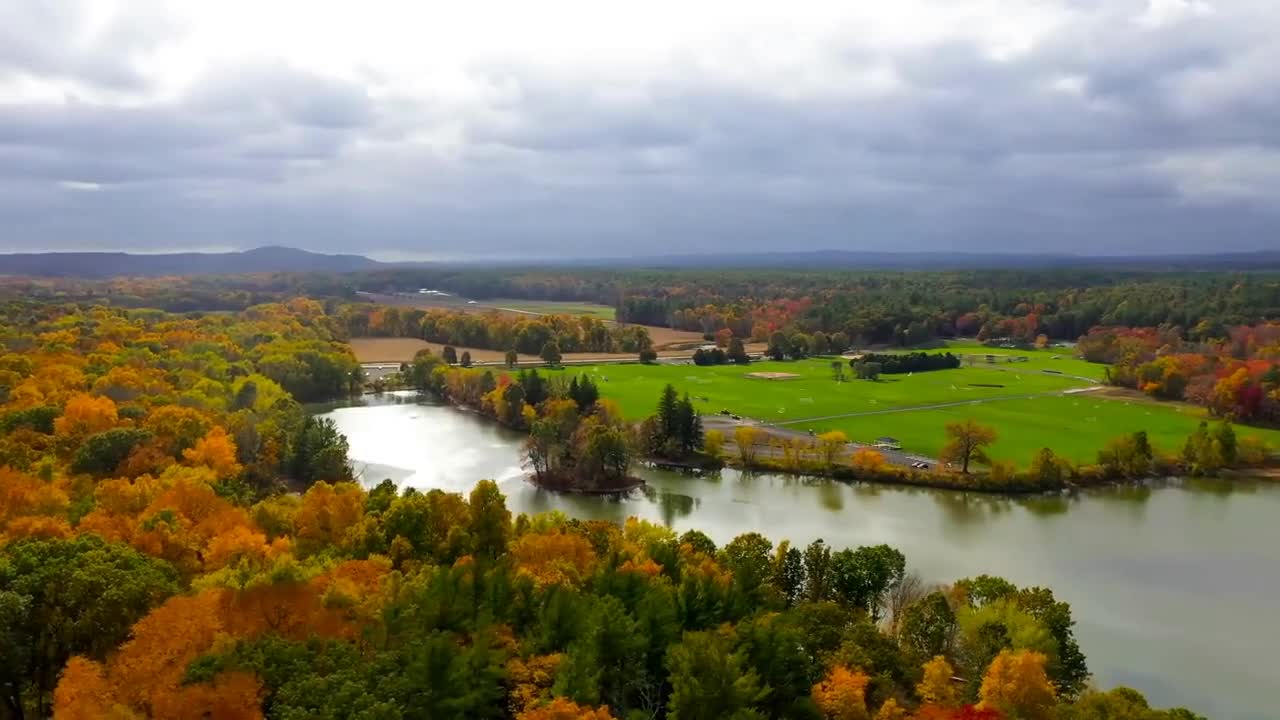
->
[522,249,1280,272]
[0,246,381,278]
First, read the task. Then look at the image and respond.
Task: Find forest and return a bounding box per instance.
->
[0,289,1214,719]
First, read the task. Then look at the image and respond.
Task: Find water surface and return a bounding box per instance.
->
[322,393,1279,720]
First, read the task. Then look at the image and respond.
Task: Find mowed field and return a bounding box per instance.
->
[480,299,616,320]
[540,351,1280,465]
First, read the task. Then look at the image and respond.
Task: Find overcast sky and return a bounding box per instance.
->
[1,0,1277,258]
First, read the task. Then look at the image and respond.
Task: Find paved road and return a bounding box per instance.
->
[702,415,932,469]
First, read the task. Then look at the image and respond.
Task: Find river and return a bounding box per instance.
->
[320,392,1278,720]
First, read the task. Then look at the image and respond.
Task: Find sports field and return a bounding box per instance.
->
[546,352,1280,465]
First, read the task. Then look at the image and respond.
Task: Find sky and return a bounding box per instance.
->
[1,0,1277,259]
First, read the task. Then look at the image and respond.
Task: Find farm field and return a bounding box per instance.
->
[480,298,617,320]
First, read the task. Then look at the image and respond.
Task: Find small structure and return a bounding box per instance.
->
[874,436,902,450]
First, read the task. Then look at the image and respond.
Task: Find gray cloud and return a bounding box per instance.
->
[0,0,1277,257]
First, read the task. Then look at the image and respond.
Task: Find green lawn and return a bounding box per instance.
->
[485,299,616,320]
[543,357,1280,465]
[552,358,1086,422]
[920,342,1108,381]
[809,395,1280,464]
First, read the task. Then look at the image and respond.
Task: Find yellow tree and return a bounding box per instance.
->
[917,656,960,707]
[851,447,886,472]
[294,481,365,556]
[704,429,725,458]
[183,426,242,477]
[516,697,616,720]
[510,530,597,588]
[873,698,907,720]
[734,426,761,464]
[939,419,998,473]
[811,665,870,720]
[978,649,1056,720]
[817,431,848,466]
[54,392,118,439]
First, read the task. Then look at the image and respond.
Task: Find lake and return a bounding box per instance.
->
[320,392,1279,720]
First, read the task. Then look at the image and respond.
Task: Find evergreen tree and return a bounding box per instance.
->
[656,384,680,443]
[677,393,703,454]
[1214,421,1237,465]
[520,369,549,406]
[727,337,751,364]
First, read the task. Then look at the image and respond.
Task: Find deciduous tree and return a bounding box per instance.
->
[940,420,998,474]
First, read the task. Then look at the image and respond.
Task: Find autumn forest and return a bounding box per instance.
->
[4,267,1277,719]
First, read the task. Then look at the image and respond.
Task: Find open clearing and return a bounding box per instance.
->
[480,298,617,320]
[536,355,1280,465]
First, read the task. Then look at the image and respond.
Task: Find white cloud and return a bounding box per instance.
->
[58,180,103,191]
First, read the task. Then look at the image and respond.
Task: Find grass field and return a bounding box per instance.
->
[809,395,1280,464]
[544,355,1280,465]
[552,358,1086,420]
[481,299,617,320]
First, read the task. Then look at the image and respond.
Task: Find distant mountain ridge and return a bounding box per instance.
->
[0,246,381,278]
[3,246,1279,278]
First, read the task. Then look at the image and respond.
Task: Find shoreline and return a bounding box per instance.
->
[347,389,1279,496]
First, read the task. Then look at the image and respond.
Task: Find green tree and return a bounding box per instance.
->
[656,384,680,451]
[1030,447,1069,486]
[460,351,472,367]
[69,427,153,476]
[1213,421,1237,465]
[803,539,833,603]
[770,541,806,607]
[679,530,718,556]
[443,345,458,364]
[665,630,768,720]
[728,338,751,364]
[291,416,353,486]
[676,393,703,454]
[897,591,957,660]
[540,341,563,367]
[1,536,178,718]
[829,545,906,620]
[468,480,511,558]
[505,349,519,368]
[721,533,775,608]
[767,332,790,362]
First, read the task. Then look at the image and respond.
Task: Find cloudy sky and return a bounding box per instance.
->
[1,0,1277,258]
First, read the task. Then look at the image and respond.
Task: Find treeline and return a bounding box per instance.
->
[1079,324,1280,425]
[855,352,962,376]
[337,305,653,355]
[344,267,1280,345]
[715,416,1271,494]
[8,269,1280,352]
